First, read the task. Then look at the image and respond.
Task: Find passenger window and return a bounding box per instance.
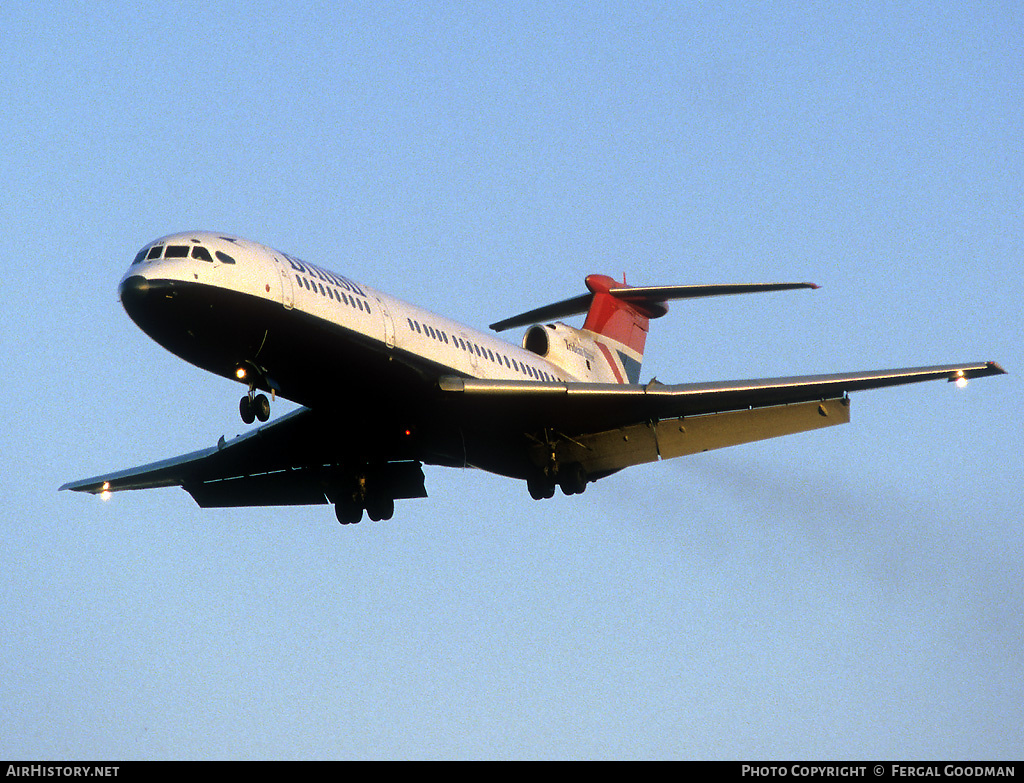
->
[191,246,213,262]
[165,245,188,258]
[146,245,163,260]
[215,251,236,264]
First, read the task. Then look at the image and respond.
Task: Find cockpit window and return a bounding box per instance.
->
[146,245,163,260]
[131,248,147,265]
[165,245,189,258]
[215,251,236,264]
[191,246,213,262]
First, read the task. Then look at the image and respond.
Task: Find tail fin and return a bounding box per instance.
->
[581,274,657,357]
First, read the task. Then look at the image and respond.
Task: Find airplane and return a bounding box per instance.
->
[61,231,1006,524]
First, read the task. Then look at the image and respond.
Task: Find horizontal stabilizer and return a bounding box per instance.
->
[490,281,818,332]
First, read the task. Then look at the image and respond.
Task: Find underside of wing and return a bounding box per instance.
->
[440,361,1006,476]
[440,361,1003,428]
[60,408,428,507]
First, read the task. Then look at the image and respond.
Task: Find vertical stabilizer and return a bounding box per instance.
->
[581,275,662,383]
[581,275,656,355]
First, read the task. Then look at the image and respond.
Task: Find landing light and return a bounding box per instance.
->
[100,482,112,502]
[954,372,968,389]
[235,367,247,381]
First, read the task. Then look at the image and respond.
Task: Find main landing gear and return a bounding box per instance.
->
[239,389,270,424]
[333,491,395,525]
[527,462,588,500]
[331,462,424,525]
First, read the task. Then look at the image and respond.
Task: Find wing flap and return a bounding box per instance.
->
[654,397,850,459]
[532,398,851,474]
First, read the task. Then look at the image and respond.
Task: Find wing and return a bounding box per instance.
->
[60,407,427,507]
[439,361,1006,476]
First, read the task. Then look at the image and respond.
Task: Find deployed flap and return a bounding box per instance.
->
[533,398,851,475]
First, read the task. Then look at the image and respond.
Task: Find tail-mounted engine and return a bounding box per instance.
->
[522,322,617,383]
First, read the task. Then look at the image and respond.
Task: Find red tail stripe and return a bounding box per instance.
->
[594,341,625,384]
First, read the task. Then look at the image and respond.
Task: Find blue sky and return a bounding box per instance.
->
[2,0,1020,760]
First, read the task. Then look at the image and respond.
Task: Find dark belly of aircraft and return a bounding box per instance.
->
[116,275,536,475]
[119,274,427,402]
[120,276,272,380]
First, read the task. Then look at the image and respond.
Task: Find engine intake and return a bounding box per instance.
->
[524,324,550,356]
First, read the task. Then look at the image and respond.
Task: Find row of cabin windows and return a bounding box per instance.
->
[406,318,558,382]
[132,244,236,265]
[297,275,371,314]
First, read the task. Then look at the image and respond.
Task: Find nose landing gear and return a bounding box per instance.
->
[239,389,271,424]
[235,362,275,424]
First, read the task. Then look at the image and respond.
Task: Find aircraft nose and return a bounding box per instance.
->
[118,275,152,314]
[119,275,150,300]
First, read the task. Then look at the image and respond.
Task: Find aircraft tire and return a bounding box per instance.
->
[528,474,556,500]
[366,495,394,522]
[239,395,256,424]
[559,463,587,496]
[254,393,271,422]
[335,498,363,525]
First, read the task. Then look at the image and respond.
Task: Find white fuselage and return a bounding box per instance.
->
[120,231,622,396]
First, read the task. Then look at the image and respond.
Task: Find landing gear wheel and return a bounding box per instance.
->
[528,474,556,500]
[559,463,588,496]
[335,497,363,525]
[365,495,395,522]
[240,391,271,424]
[239,395,256,424]
[254,393,271,422]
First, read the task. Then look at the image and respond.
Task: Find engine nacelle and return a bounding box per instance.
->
[522,322,618,382]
